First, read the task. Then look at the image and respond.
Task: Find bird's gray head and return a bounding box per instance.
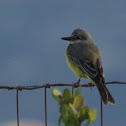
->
[61,28,94,44]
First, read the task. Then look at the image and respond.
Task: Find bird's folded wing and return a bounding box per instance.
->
[78,59,98,79]
[70,54,104,81]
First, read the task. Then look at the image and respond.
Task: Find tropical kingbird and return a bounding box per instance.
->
[61,28,115,105]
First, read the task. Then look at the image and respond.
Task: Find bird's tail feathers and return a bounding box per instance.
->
[96,82,115,105]
[104,86,116,104]
[96,84,108,105]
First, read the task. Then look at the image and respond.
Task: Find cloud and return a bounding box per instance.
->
[1,120,52,126]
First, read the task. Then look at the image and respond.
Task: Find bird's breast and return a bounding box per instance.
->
[65,46,87,78]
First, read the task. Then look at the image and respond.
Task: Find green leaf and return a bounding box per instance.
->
[59,104,68,123]
[52,89,62,102]
[60,104,68,114]
[68,103,78,115]
[73,95,83,109]
[63,89,72,102]
[86,108,97,126]
[74,87,82,97]
[59,115,68,124]
[77,106,89,122]
[66,115,79,126]
[58,116,62,126]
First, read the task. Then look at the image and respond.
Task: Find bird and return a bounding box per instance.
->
[61,28,115,105]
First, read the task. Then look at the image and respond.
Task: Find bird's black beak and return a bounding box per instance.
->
[61,37,73,41]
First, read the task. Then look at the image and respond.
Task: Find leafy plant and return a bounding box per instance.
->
[52,87,97,126]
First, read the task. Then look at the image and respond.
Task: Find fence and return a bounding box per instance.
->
[0,81,126,126]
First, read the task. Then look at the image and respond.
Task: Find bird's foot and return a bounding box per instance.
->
[73,78,81,88]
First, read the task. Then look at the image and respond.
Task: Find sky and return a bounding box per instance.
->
[0,0,126,126]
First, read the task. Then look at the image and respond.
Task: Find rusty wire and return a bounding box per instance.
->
[16,89,19,126]
[0,81,126,90]
[101,98,103,126]
[1,81,126,126]
[45,87,47,126]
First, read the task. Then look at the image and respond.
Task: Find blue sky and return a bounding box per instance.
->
[0,0,126,126]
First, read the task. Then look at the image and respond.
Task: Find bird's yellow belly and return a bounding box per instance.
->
[66,53,87,78]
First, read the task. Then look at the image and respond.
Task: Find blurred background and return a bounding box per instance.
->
[0,0,126,126]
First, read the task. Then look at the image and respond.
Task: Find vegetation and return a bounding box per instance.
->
[52,87,97,126]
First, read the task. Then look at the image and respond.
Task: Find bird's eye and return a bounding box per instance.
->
[77,36,81,39]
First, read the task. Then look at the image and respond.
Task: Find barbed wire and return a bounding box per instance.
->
[1,81,126,126]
